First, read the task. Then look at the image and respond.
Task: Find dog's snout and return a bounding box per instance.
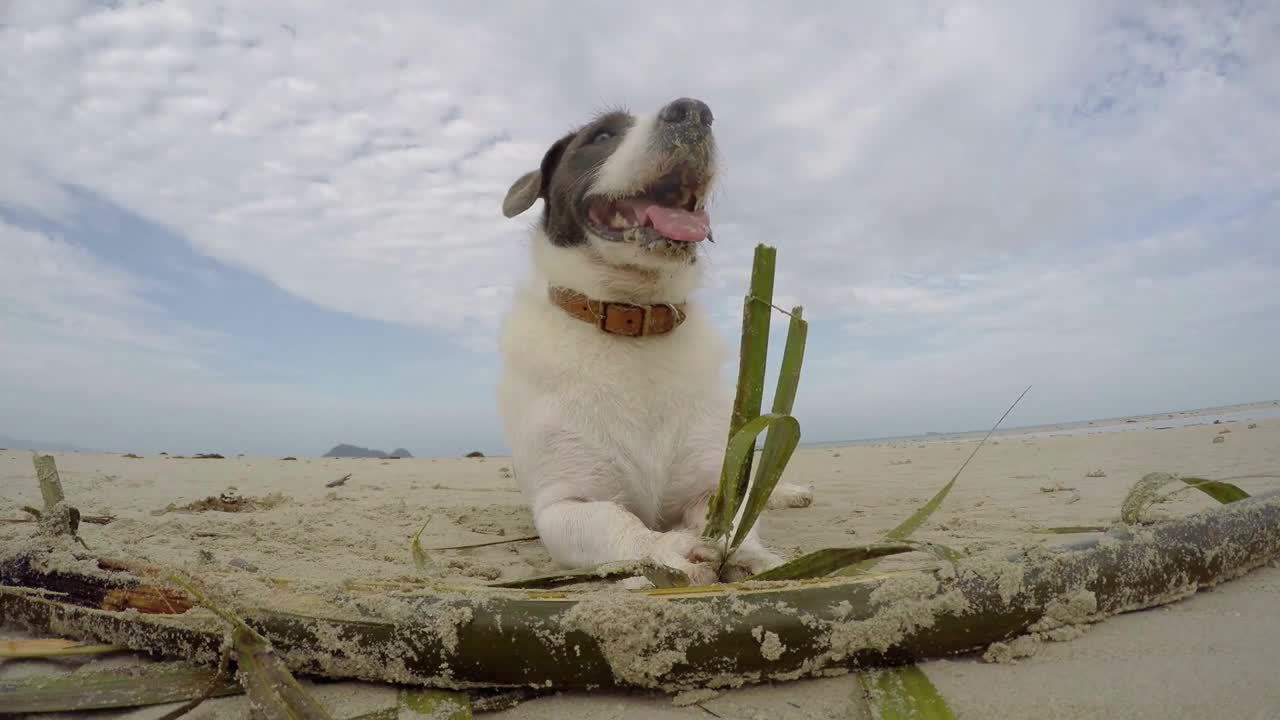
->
[658,98,713,128]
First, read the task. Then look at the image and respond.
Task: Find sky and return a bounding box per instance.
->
[1,1,1278,457]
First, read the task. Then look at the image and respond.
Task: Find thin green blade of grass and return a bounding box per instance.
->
[887,385,1031,543]
[426,535,540,551]
[857,666,957,720]
[168,575,335,720]
[150,646,234,720]
[725,305,808,552]
[727,414,801,551]
[707,244,776,534]
[836,385,1032,577]
[0,661,242,713]
[411,518,432,571]
[832,477,957,578]
[752,540,961,582]
[910,540,964,566]
[1180,477,1251,504]
[729,243,776,441]
[750,543,917,581]
[703,413,795,541]
[398,687,473,719]
[233,624,334,720]
[769,306,807,417]
[1121,472,1252,525]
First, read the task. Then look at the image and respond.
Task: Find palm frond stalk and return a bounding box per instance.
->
[3,490,1278,692]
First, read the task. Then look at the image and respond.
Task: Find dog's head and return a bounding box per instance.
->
[503,98,718,272]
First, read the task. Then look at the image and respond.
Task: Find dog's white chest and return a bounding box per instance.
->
[497,288,729,526]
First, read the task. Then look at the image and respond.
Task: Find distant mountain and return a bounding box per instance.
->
[322,444,413,459]
[0,434,98,453]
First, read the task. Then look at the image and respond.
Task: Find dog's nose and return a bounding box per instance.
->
[658,98,713,128]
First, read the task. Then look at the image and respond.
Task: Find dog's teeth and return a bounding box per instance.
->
[611,212,628,228]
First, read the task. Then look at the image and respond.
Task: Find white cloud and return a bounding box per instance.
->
[0,1,1277,450]
[0,221,214,356]
[0,223,497,456]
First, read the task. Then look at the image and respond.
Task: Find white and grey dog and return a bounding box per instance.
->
[497,97,812,584]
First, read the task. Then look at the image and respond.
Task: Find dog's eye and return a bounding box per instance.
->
[591,130,615,144]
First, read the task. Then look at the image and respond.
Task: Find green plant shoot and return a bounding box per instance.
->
[704,244,808,573]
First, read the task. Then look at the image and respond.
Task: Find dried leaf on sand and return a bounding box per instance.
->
[152,491,289,515]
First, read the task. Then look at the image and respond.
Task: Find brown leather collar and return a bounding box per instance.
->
[548,286,687,337]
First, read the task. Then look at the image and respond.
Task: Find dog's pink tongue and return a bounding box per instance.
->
[644,205,710,242]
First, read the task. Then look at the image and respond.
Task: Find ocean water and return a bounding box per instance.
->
[803,400,1280,449]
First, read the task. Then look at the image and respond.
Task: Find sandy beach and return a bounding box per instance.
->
[3,401,1278,719]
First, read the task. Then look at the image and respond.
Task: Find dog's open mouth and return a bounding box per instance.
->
[586,170,711,244]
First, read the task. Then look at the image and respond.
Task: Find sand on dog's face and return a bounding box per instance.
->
[1,407,1278,718]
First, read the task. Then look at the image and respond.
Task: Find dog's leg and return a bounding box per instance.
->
[677,491,783,582]
[722,527,785,581]
[667,408,790,582]
[533,498,721,584]
[516,425,723,584]
[768,481,814,509]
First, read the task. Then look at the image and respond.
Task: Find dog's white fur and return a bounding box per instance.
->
[592,112,662,199]
[496,108,812,585]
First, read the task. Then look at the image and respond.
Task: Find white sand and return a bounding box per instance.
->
[2,403,1278,718]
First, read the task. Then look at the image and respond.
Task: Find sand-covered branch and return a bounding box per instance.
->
[3,489,1278,692]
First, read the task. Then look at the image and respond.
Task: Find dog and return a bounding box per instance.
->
[496,97,812,585]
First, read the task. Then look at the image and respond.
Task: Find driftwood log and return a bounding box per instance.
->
[2,490,1278,692]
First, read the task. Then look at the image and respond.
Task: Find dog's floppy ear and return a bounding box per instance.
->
[502,132,575,218]
[502,170,542,218]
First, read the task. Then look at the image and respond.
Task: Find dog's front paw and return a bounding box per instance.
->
[716,531,785,583]
[722,542,784,582]
[650,530,721,585]
[767,482,814,509]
